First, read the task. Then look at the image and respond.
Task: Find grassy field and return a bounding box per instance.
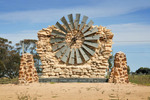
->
[129,75,150,86]
[0,75,150,86]
[0,77,18,84]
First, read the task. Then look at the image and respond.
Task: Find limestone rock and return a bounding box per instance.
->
[54,68,62,73]
[19,53,39,84]
[36,25,114,78]
[109,52,129,83]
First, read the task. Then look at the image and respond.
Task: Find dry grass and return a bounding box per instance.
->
[17,92,37,100]
[129,75,150,86]
[0,77,18,84]
[0,75,150,87]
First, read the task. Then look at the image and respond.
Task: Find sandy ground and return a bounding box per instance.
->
[0,83,150,100]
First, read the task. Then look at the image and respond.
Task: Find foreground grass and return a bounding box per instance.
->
[17,92,37,100]
[0,77,18,84]
[1,75,150,86]
[129,75,150,86]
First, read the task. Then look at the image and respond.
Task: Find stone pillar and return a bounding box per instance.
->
[109,51,129,83]
[19,53,39,84]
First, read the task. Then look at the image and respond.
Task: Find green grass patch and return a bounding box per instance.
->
[50,82,55,84]
[52,95,58,98]
[0,77,18,84]
[129,75,150,86]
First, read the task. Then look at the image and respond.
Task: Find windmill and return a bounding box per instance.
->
[50,14,99,65]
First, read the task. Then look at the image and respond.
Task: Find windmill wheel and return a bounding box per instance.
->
[50,14,99,65]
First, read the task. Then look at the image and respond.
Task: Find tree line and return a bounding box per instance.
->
[135,67,150,75]
[0,37,41,79]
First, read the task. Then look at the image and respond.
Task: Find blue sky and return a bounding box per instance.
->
[0,0,150,72]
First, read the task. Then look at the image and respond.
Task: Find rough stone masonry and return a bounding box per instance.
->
[36,25,114,78]
[109,51,129,83]
[19,53,39,84]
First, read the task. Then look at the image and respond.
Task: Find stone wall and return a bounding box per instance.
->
[19,53,39,83]
[36,25,113,78]
[109,52,129,83]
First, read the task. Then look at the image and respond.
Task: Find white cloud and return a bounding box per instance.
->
[0,30,38,45]
[1,23,150,46]
[107,23,150,45]
[0,0,150,23]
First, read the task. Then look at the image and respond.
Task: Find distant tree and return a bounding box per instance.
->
[108,55,114,71]
[127,65,130,74]
[15,39,42,73]
[136,67,150,75]
[0,37,20,78]
[0,60,5,77]
[15,39,37,54]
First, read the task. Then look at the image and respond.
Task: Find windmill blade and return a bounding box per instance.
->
[74,14,80,30]
[68,49,75,64]
[82,44,95,56]
[50,37,65,43]
[51,30,66,37]
[79,16,88,31]
[56,46,68,58]
[75,48,82,64]
[83,41,98,48]
[82,20,94,33]
[84,34,100,41]
[61,47,71,63]
[55,22,67,33]
[84,27,98,36]
[61,46,68,53]
[79,47,89,61]
[68,14,74,30]
[52,42,66,51]
[61,16,71,31]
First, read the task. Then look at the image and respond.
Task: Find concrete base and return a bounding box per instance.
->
[39,78,108,83]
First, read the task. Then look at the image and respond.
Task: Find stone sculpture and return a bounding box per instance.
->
[109,51,129,83]
[36,14,114,78]
[19,53,39,83]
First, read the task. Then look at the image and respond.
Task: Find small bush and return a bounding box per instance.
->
[17,92,37,100]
